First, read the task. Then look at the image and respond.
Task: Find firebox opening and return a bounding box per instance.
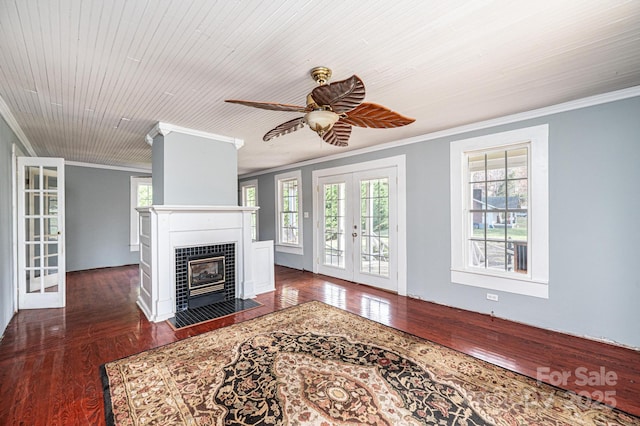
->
[187,253,226,308]
[188,255,225,291]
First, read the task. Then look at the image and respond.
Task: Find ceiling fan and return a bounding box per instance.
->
[225,67,415,147]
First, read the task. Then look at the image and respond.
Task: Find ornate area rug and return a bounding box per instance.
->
[101,301,638,425]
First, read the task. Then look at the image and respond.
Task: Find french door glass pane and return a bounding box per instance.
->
[44,218,58,240]
[360,178,389,277]
[26,166,40,189]
[46,253,59,268]
[43,167,58,189]
[25,193,40,215]
[45,193,58,215]
[43,269,59,292]
[27,270,41,293]
[26,244,40,268]
[25,218,40,240]
[323,183,345,268]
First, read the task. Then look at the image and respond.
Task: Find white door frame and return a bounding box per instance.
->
[11,144,25,314]
[312,155,407,296]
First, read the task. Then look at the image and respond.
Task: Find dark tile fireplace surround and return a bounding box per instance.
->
[175,243,236,311]
[170,242,258,329]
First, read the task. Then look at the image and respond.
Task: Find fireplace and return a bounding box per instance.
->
[188,254,225,295]
[175,243,236,310]
[135,124,275,323]
[136,205,274,323]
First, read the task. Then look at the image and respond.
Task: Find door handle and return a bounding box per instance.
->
[352,232,358,237]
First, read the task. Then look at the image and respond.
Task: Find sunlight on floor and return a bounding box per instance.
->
[360,295,392,325]
[322,283,346,309]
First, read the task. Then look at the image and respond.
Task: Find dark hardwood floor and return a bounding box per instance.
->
[0,264,638,425]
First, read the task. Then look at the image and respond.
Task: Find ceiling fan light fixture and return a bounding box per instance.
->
[305,110,339,137]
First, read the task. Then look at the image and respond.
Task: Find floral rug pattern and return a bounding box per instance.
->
[101,301,638,425]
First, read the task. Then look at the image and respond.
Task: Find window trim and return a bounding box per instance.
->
[240,179,259,241]
[129,176,152,251]
[450,124,549,298]
[275,170,303,255]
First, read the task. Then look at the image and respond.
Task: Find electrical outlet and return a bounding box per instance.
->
[486,293,499,302]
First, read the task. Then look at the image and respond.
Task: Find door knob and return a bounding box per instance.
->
[352,232,358,237]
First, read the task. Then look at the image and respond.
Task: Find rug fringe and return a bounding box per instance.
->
[99,364,115,426]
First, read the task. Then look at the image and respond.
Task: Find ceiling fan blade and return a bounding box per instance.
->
[322,120,352,147]
[311,75,365,113]
[263,117,306,141]
[341,102,415,128]
[226,99,309,113]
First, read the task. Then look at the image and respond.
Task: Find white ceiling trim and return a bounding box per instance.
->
[65,160,152,174]
[145,122,244,150]
[0,95,37,156]
[239,85,640,179]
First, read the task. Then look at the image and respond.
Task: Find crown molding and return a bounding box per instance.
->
[65,160,152,173]
[239,85,640,179]
[145,122,244,149]
[0,94,37,156]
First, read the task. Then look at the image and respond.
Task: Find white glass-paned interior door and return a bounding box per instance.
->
[317,167,397,292]
[17,157,66,309]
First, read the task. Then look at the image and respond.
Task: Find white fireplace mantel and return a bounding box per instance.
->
[136,205,270,322]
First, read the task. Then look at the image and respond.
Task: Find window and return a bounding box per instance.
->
[275,170,303,254]
[129,176,152,251]
[467,147,528,273]
[240,180,258,241]
[450,125,548,298]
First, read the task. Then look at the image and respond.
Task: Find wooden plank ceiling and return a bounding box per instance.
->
[1,0,639,174]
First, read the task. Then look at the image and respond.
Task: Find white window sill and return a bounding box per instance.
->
[451,269,548,299]
[276,244,303,255]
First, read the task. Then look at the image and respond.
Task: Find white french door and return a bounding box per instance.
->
[17,157,66,309]
[317,167,398,292]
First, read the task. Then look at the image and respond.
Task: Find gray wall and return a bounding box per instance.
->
[241,95,640,348]
[152,132,238,206]
[65,165,146,272]
[151,135,165,205]
[0,116,28,338]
